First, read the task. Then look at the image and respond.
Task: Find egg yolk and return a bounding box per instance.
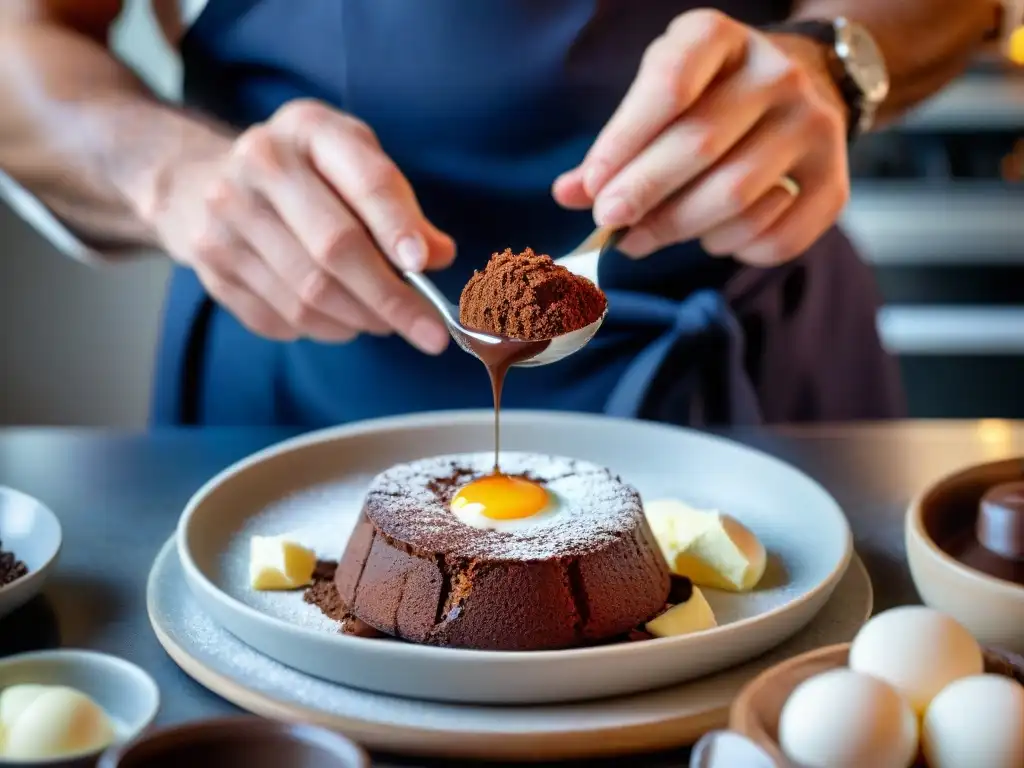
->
[451,475,549,520]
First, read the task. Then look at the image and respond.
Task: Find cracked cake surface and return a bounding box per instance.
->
[335,452,671,651]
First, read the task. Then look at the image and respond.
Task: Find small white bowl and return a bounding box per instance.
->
[0,487,62,620]
[905,458,1024,653]
[0,650,160,767]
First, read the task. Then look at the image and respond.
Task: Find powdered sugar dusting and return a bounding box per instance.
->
[367,452,641,560]
[220,477,371,633]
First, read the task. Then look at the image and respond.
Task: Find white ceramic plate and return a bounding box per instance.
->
[151,540,872,760]
[177,410,852,704]
[0,486,62,620]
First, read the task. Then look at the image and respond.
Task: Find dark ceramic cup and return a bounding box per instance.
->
[97,718,369,768]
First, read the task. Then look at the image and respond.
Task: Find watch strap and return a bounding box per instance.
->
[762,20,865,141]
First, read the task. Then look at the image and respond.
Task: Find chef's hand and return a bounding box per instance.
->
[145,99,454,352]
[554,9,850,267]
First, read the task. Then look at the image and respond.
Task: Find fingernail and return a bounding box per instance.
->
[395,234,427,272]
[593,194,633,227]
[410,317,449,354]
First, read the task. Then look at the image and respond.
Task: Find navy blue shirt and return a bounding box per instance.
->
[152,0,903,427]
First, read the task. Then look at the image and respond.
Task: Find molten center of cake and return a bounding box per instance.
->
[451,474,550,521]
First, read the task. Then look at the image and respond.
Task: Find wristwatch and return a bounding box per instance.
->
[765,17,890,141]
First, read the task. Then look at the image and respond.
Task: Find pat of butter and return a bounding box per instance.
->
[0,685,115,759]
[645,586,717,637]
[249,535,317,590]
[645,499,766,592]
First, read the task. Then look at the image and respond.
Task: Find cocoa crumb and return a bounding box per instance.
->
[0,540,28,587]
[426,465,478,504]
[668,575,693,604]
[425,464,546,505]
[627,629,655,642]
[303,560,388,639]
[459,248,607,340]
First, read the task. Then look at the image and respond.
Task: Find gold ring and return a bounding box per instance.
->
[778,175,801,197]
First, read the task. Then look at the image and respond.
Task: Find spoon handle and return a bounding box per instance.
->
[601,227,628,257]
[403,270,459,324]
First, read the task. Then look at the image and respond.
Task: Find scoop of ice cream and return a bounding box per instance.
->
[0,685,116,759]
[459,248,607,340]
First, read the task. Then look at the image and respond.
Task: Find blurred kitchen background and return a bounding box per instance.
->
[1,4,1022,427]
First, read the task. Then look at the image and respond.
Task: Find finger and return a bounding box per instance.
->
[576,10,748,197]
[324,209,451,354]
[197,266,299,342]
[234,141,448,353]
[617,111,808,247]
[699,183,798,256]
[211,179,391,335]
[293,108,456,272]
[734,175,848,267]
[227,128,448,352]
[552,169,592,209]
[592,83,779,229]
[188,221,298,341]
[229,249,359,343]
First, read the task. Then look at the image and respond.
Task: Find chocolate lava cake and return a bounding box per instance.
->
[335,452,671,651]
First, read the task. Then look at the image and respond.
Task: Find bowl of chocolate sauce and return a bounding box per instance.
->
[906,457,1024,653]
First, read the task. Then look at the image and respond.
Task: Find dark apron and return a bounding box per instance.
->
[152,0,904,428]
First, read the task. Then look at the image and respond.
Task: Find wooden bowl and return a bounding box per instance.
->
[905,458,1024,653]
[729,642,1024,763]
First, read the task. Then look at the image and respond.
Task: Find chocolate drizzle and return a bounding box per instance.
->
[458,247,605,472]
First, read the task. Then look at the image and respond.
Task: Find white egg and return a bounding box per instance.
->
[922,674,1024,768]
[450,493,563,531]
[849,606,983,714]
[779,668,918,768]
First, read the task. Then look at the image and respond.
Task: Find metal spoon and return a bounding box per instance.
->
[403,227,625,368]
[689,730,782,768]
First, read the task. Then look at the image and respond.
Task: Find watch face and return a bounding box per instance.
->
[835,18,890,107]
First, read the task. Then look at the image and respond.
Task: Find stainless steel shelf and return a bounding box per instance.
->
[843,182,1024,265]
[878,305,1024,355]
[899,75,1024,131]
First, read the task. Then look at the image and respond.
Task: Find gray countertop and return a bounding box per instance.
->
[1,422,1022,766]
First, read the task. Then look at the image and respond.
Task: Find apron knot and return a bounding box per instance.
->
[602,288,762,427]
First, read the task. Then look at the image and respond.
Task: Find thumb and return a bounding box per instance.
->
[423,224,456,271]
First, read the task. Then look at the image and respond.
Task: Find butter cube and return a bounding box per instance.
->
[645,499,766,592]
[249,535,317,590]
[646,587,718,637]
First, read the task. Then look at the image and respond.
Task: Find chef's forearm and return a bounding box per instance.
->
[790,0,996,120]
[0,12,226,249]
